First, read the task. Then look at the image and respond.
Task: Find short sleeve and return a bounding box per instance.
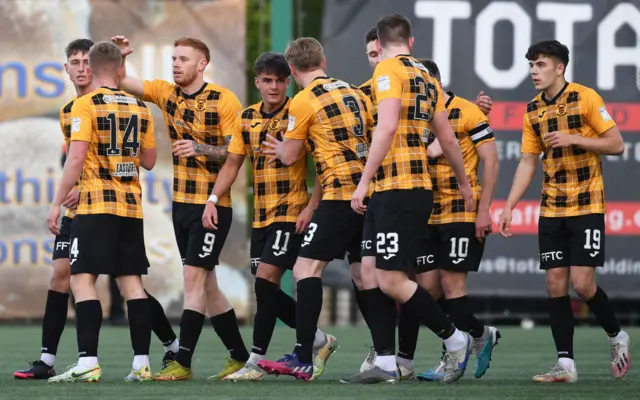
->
[219,90,243,138]
[464,104,494,147]
[373,59,403,102]
[584,89,617,135]
[141,114,156,149]
[142,79,173,106]
[284,92,315,141]
[69,100,93,143]
[59,107,66,138]
[227,114,247,156]
[433,81,446,115]
[521,114,542,154]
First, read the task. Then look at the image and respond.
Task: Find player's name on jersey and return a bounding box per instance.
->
[112,162,138,178]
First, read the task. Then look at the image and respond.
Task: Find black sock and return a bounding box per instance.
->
[445,296,485,338]
[397,301,419,360]
[549,296,575,359]
[276,289,297,329]
[127,298,152,356]
[252,278,279,355]
[41,290,69,359]
[586,286,621,337]
[363,288,397,356]
[352,281,371,328]
[211,309,250,362]
[75,300,102,358]
[145,290,177,348]
[294,278,323,364]
[175,309,205,368]
[436,297,448,358]
[402,287,456,340]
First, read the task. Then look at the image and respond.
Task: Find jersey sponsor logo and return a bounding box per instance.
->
[112,162,138,177]
[322,80,350,91]
[102,95,137,105]
[376,75,391,92]
[287,115,296,131]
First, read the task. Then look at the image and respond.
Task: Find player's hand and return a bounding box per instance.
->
[47,205,61,236]
[111,35,134,57]
[172,140,198,158]
[544,131,575,148]
[476,91,493,115]
[202,202,218,231]
[475,209,493,243]
[261,133,283,163]
[459,182,474,212]
[498,208,513,238]
[62,189,80,210]
[296,205,314,235]
[351,183,368,215]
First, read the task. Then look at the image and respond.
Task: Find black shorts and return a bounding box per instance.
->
[52,216,74,261]
[362,189,433,271]
[298,200,364,264]
[250,222,304,275]
[417,222,485,274]
[538,213,605,270]
[172,202,232,270]
[69,214,149,277]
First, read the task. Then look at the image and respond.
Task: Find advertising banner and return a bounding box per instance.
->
[0,0,249,319]
[322,0,640,298]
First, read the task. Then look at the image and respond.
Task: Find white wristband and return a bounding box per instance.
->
[207,194,219,205]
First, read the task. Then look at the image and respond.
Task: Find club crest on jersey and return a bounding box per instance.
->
[196,100,206,111]
[268,118,281,132]
[556,103,567,116]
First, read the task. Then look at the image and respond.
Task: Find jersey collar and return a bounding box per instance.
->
[180,82,208,99]
[541,81,569,105]
[259,97,289,118]
[445,91,456,109]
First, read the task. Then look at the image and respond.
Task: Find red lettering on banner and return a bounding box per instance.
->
[490,200,640,235]
[489,102,640,132]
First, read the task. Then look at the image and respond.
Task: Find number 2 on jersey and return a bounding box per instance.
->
[106,113,141,157]
[411,76,438,122]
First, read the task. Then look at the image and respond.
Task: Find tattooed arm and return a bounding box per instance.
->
[172,136,232,164]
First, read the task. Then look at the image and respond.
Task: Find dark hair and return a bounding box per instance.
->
[65,38,94,58]
[525,40,569,68]
[376,14,412,47]
[253,52,291,78]
[365,27,377,45]
[418,58,441,82]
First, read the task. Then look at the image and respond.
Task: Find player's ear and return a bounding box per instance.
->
[285,76,290,87]
[289,64,297,78]
[254,77,260,90]
[64,62,69,75]
[408,37,415,51]
[321,57,327,71]
[375,39,382,53]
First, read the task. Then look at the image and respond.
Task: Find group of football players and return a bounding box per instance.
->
[13,12,630,385]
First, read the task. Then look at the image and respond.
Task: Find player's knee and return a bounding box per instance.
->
[570,270,597,299]
[184,265,208,293]
[70,274,98,301]
[255,262,284,284]
[292,258,324,281]
[416,270,442,298]
[545,268,569,297]
[50,260,71,293]
[359,257,378,289]
[440,271,467,298]
[116,276,146,300]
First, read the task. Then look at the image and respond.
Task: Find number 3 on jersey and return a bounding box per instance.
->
[106,113,141,157]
